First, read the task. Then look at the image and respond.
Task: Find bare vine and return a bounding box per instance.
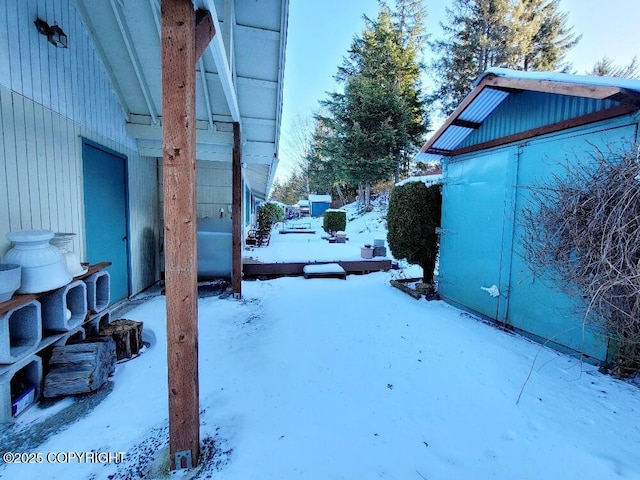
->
[521,143,640,377]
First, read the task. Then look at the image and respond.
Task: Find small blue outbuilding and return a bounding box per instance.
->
[418,68,640,363]
[308,195,332,217]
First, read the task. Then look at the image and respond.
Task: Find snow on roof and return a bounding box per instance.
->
[308,195,332,203]
[477,67,640,93]
[418,68,640,162]
[396,174,443,187]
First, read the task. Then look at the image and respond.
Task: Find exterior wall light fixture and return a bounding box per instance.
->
[34,18,68,48]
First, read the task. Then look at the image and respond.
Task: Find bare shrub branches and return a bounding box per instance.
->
[521,143,640,377]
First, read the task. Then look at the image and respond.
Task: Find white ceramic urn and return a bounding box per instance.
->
[5,229,72,294]
[50,232,87,277]
[0,264,21,302]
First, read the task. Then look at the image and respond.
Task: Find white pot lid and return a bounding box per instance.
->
[7,229,54,243]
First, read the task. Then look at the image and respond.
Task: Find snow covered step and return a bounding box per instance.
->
[303,263,347,280]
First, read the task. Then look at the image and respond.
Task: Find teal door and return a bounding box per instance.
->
[438,149,513,320]
[82,140,130,302]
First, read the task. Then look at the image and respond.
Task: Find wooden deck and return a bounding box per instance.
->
[243,258,393,279]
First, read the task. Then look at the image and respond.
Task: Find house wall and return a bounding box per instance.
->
[0,0,159,295]
[438,114,640,362]
[157,160,232,224]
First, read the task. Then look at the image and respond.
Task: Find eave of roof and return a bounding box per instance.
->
[417,68,640,163]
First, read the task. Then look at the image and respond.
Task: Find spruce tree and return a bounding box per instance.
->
[319,2,429,208]
[432,0,579,116]
[589,56,639,79]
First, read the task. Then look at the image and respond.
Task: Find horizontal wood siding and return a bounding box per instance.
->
[0,0,159,295]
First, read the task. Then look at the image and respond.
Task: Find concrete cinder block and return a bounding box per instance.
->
[0,300,42,364]
[84,271,110,314]
[86,311,111,338]
[0,354,42,422]
[40,280,87,332]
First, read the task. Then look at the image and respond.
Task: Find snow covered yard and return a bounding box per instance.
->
[2,271,640,479]
[2,203,639,479]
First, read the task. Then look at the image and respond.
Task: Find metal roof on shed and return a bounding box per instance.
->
[417,68,640,163]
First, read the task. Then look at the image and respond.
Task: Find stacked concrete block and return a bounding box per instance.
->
[84,271,110,313]
[0,301,42,364]
[53,326,86,347]
[86,310,111,338]
[0,354,42,422]
[40,280,87,332]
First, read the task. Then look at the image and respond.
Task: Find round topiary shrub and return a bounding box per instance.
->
[323,209,347,234]
[387,181,442,284]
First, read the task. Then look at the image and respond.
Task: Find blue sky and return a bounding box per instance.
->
[276,0,640,181]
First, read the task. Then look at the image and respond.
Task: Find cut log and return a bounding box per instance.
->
[43,339,116,398]
[99,319,144,360]
[390,279,422,300]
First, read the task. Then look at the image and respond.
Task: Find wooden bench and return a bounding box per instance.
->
[303,263,347,280]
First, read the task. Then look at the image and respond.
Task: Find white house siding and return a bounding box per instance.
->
[157,160,232,223]
[0,0,159,295]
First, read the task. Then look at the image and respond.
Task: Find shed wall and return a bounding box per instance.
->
[438,115,639,361]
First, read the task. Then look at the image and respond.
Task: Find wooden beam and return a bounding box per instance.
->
[195,9,215,61]
[201,0,241,123]
[232,122,242,299]
[450,104,639,157]
[108,0,159,124]
[161,0,200,470]
[451,119,481,129]
[484,74,623,101]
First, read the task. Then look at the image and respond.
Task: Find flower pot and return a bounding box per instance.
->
[5,230,72,294]
[360,247,374,259]
[0,264,22,302]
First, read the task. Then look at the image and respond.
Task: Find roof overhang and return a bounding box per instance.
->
[75,0,289,199]
[418,68,640,162]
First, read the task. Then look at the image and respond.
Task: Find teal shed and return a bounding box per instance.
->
[418,68,640,363]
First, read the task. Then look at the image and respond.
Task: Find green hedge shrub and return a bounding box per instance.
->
[323,210,347,234]
[387,182,442,284]
[257,202,284,235]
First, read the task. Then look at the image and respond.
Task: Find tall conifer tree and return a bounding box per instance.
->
[319,0,429,208]
[432,0,579,116]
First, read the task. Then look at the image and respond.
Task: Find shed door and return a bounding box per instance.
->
[438,150,513,319]
[82,141,130,302]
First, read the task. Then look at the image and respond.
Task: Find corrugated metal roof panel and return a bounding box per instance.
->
[431,125,475,151]
[457,91,620,149]
[458,88,510,123]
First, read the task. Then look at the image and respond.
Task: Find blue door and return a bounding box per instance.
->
[438,149,513,320]
[82,140,130,302]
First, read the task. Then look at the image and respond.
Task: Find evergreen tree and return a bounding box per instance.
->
[432,0,579,116]
[269,171,307,206]
[589,56,639,79]
[319,2,429,209]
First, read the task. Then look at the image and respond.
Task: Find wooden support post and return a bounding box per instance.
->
[161,0,200,470]
[232,122,242,298]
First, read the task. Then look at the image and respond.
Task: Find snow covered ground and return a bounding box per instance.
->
[244,201,391,265]
[1,201,639,480]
